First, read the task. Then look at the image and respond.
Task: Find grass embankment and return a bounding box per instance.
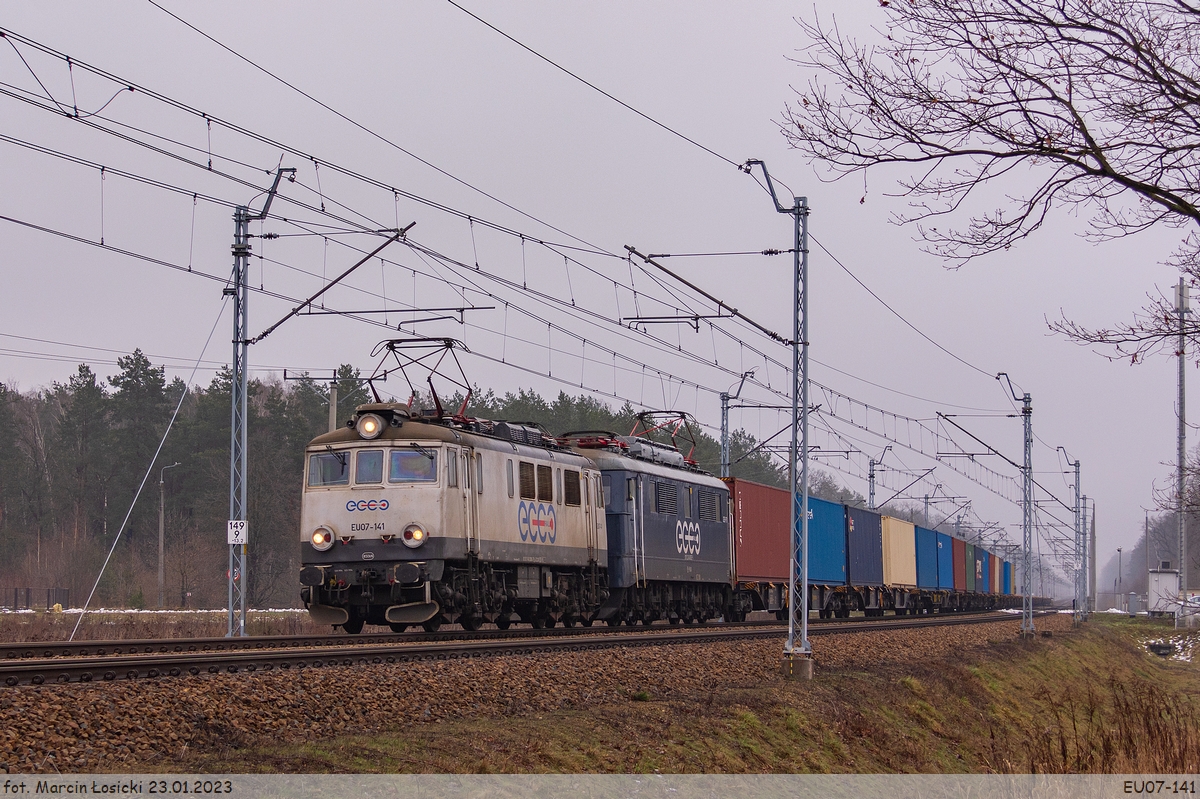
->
[176,616,1200,774]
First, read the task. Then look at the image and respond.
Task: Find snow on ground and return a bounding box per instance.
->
[1143,633,1200,664]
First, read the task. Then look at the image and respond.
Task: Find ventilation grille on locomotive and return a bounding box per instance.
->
[654,481,678,515]
[563,470,582,506]
[537,465,554,502]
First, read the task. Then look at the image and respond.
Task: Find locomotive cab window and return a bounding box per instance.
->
[519,462,536,500]
[388,449,437,483]
[563,470,581,506]
[355,450,384,484]
[308,451,349,487]
[447,448,458,488]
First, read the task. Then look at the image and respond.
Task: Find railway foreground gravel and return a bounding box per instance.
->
[0,613,1074,773]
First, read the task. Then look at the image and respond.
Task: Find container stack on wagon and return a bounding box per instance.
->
[724,477,1016,617]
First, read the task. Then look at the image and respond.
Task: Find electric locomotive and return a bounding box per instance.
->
[566,432,738,625]
[299,402,607,633]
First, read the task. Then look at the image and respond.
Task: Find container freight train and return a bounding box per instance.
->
[725,478,1016,619]
[298,402,1014,633]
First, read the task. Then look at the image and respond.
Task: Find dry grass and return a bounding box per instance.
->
[1024,678,1200,773]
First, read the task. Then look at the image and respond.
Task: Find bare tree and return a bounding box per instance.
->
[784,1,1200,281]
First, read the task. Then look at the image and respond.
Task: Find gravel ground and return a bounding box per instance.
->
[0,614,1073,773]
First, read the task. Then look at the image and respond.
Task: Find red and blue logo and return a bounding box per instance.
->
[346,499,390,512]
[517,501,556,544]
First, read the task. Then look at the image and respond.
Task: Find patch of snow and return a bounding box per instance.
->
[1142,634,1199,664]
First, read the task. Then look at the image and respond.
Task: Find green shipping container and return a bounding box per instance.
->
[964,542,976,591]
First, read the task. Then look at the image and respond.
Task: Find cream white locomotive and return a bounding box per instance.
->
[299,403,608,632]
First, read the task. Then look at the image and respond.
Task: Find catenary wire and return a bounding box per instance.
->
[442,0,743,170]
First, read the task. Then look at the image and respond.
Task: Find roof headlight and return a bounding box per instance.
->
[311,526,335,551]
[402,523,427,549]
[356,413,385,440]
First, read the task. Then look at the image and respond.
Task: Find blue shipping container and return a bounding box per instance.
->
[980,549,991,595]
[845,505,884,586]
[1003,561,1012,594]
[915,526,939,589]
[936,532,956,590]
[804,495,848,585]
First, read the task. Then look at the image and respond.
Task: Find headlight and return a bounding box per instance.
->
[356,413,385,440]
[311,526,335,551]
[402,523,427,549]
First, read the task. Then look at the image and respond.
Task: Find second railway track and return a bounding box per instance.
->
[0,611,1047,687]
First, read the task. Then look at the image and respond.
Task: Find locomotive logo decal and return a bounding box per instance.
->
[517,501,557,543]
[676,520,700,555]
[346,499,390,512]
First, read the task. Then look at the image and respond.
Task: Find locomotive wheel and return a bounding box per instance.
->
[562,616,576,628]
[531,616,546,629]
[389,623,408,633]
[579,616,593,628]
[494,615,512,630]
[342,617,364,635]
[460,615,483,632]
[668,616,680,626]
[422,617,442,633]
[543,616,557,629]
[605,617,621,627]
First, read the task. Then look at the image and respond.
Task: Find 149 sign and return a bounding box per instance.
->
[227,520,248,546]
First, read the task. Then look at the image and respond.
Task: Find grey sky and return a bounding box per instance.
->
[0,1,1186,582]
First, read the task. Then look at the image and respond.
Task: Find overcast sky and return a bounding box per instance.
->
[0,1,1187,583]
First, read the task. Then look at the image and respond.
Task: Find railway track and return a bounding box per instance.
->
[0,608,1015,661]
[0,610,1046,687]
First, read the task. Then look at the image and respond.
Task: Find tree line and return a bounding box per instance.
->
[0,353,803,609]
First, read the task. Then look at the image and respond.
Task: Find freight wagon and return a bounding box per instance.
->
[724,478,1015,617]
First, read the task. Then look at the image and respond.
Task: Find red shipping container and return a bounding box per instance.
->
[952,538,966,592]
[725,478,790,582]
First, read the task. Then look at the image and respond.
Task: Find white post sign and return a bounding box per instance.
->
[227,519,248,546]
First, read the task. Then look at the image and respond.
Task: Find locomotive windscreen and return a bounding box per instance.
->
[308,452,349,486]
[389,450,438,482]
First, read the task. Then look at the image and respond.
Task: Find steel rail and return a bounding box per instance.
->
[0,611,1048,687]
[0,609,1020,662]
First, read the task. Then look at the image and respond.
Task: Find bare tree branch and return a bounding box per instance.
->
[784,0,1200,264]
[784,0,1200,357]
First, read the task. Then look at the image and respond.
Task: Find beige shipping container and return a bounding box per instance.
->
[880,516,918,587]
